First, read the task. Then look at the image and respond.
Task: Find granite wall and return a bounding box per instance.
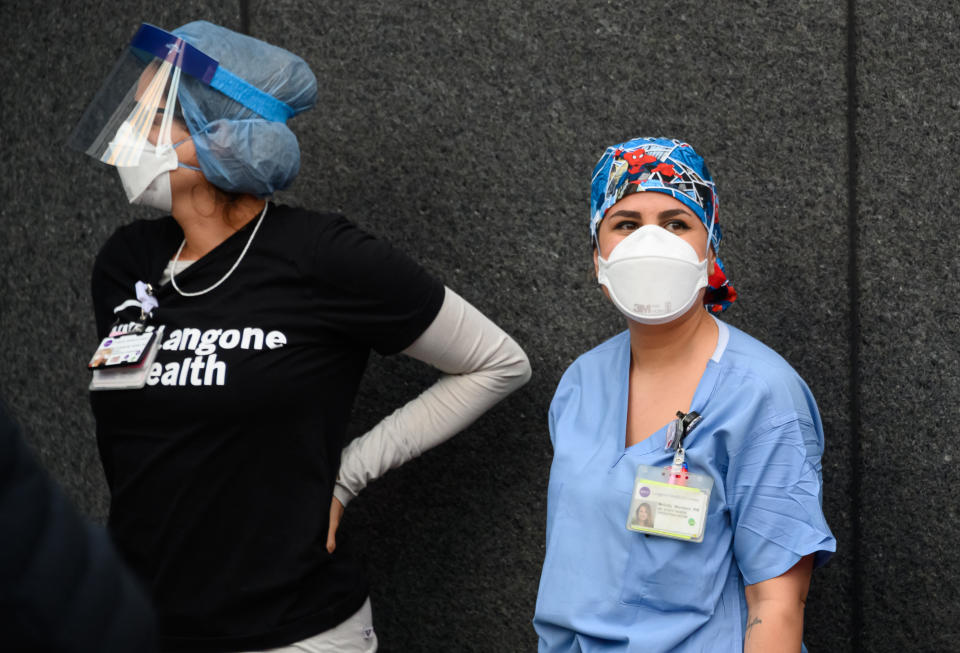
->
[0,1,953,650]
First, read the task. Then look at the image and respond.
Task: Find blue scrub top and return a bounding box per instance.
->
[534,319,836,653]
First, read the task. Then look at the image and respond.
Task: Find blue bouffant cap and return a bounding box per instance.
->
[172,21,317,196]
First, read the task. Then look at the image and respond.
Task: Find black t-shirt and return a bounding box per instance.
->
[89,204,444,652]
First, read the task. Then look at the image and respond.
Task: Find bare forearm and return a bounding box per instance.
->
[743,554,813,653]
[743,599,804,653]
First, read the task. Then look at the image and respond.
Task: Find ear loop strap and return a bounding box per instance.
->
[170,136,202,172]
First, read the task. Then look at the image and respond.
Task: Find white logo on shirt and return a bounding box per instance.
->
[118,324,289,388]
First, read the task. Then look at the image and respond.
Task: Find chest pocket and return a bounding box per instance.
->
[618,499,731,616]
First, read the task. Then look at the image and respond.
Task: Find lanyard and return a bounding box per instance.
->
[665,410,702,486]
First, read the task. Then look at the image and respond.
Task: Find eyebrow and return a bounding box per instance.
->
[606,208,693,221]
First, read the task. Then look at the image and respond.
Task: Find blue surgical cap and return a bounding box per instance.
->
[590,137,737,313]
[171,21,317,196]
[590,137,720,247]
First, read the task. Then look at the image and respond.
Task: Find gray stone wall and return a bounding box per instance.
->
[0,1,953,650]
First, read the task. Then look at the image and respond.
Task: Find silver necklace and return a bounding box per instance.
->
[170,201,269,297]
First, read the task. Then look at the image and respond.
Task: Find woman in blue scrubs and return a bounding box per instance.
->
[534,137,835,652]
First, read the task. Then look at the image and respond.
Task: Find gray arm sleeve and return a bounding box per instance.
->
[333,286,532,506]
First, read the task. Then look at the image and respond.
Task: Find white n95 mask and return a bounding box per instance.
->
[116,141,180,213]
[596,225,709,325]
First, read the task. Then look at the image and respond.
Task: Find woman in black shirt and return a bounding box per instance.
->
[73,21,529,652]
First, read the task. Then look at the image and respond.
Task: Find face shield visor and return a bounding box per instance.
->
[68,23,295,170]
[68,24,219,168]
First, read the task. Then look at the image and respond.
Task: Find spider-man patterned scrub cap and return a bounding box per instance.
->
[589,137,737,313]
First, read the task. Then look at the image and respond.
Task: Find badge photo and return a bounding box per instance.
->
[627,464,714,543]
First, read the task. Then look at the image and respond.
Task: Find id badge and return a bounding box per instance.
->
[88,331,156,370]
[89,327,164,391]
[626,464,714,543]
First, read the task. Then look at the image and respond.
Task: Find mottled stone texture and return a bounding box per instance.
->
[856,3,960,652]
[4,0,927,650]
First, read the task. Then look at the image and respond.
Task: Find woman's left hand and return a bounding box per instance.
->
[326,496,345,553]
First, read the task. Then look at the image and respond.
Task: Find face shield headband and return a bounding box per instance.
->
[68,23,295,169]
[589,138,737,313]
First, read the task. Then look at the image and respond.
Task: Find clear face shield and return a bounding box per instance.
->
[68,23,218,168]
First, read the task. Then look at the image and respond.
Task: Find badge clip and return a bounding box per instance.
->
[665,410,702,452]
[135,281,158,321]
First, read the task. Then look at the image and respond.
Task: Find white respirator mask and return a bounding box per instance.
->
[116,140,180,212]
[597,224,711,325]
[115,134,200,213]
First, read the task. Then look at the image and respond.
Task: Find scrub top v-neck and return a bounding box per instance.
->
[534,319,835,653]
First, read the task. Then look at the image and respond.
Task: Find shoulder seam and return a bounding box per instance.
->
[727,412,814,459]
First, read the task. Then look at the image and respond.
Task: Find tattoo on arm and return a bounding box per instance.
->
[745,616,762,640]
